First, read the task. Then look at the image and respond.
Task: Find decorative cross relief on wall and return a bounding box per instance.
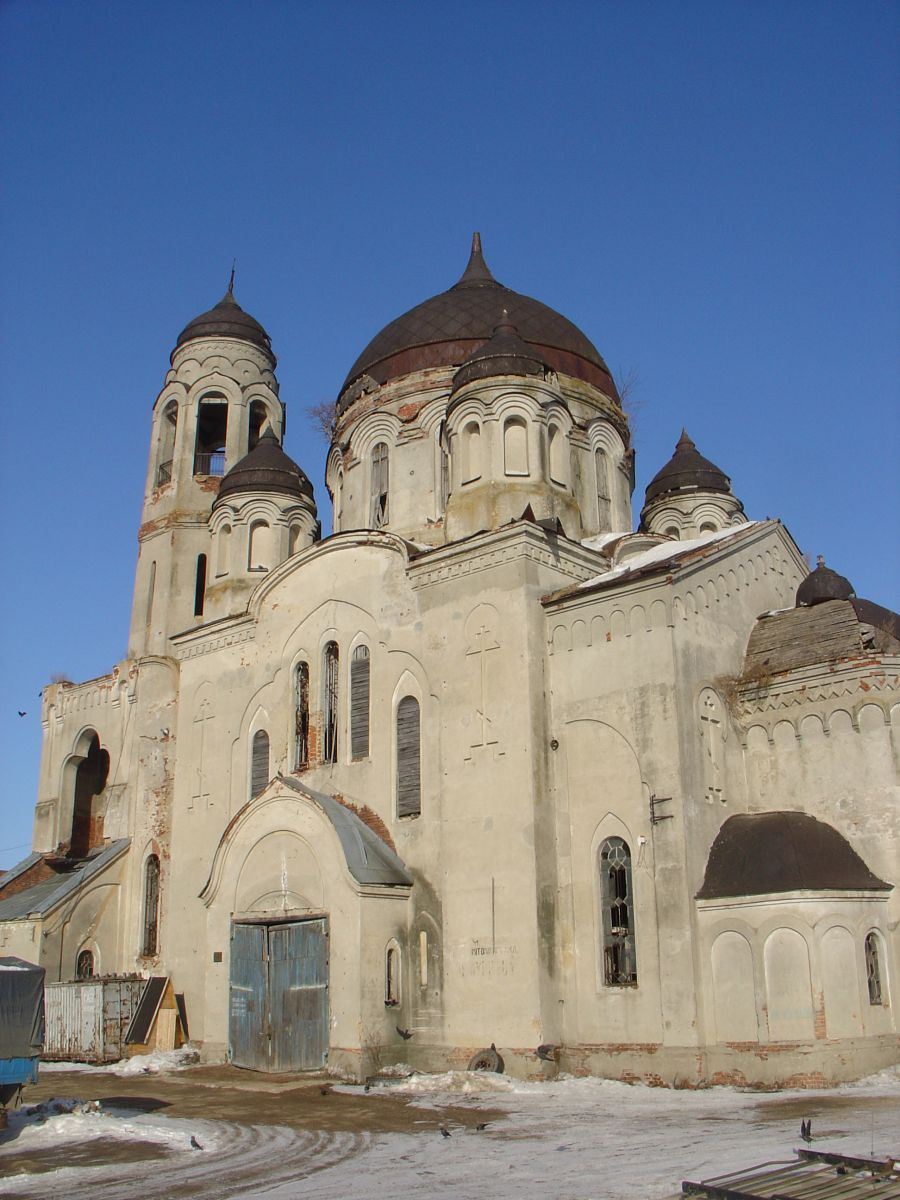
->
[190,696,215,810]
[463,603,504,761]
[698,687,727,804]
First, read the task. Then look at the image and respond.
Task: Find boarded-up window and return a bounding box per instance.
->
[385,945,400,1005]
[323,642,339,763]
[370,442,389,528]
[288,524,302,555]
[294,662,310,769]
[145,561,156,630]
[142,854,160,957]
[866,932,884,1005]
[548,424,567,485]
[350,645,370,759]
[599,837,636,986]
[595,448,611,527]
[251,730,269,798]
[397,696,421,817]
[194,554,207,616]
[503,417,528,476]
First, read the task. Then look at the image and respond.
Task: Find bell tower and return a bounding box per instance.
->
[128,283,285,656]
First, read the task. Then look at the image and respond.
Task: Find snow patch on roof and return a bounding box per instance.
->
[580,522,757,590]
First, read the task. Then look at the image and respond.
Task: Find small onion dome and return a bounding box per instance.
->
[450,311,550,395]
[337,232,616,415]
[644,430,732,505]
[175,284,273,358]
[214,430,314,507]
[697,812,890,900]
[796,555,855,607]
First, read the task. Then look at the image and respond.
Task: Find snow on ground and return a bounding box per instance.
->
[2,1067,898,1200]
[40,1046,200,1076]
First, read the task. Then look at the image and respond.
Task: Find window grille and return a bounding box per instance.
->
[323,642,339,763]
[866,932,884,1005]
[142,854,161,957]
[294,662,310,769]
[350,646,370,759]
[599,837,636,986]
[397,696,421,817]
[250,730,269,798]
[370,442,389,528]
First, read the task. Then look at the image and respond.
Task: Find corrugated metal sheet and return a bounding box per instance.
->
[44,978,144,1062]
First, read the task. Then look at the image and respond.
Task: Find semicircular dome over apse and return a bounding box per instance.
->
[337,233,619,414]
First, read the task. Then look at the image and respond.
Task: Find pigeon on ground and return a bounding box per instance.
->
[476,1122,489,1131]
[439,1127,452,1138]
[190,1136,204,1150]
[800,1119,812,1144]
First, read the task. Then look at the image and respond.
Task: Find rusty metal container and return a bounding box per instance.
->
[44,977,144,1063]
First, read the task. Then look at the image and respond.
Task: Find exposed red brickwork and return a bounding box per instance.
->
[332,794,397,854]
[814,994,828,1040]
[0,857,54,899]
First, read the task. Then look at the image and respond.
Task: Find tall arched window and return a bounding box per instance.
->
[145,561,156,631]
[194,394,228,476]
[385,944,400,1006]
[548,424,567,486]
[397,696,421,817]
[350,645,370,760]
[194,554,207,616]
[599,838,636,986]
[76,949,95,980]
[248,399,267,451]
[70,735,110,859]
[503,417,528,476]
[461,421,482,483]
[595,448,611,527]
[142,854,161,957]
[156,399,178,486]
[288,524,303,556]
[322,642,339,763]
[370,442,389,528]
[294,662,310,769]
[250,730,270,798]
[866,932,885,1005]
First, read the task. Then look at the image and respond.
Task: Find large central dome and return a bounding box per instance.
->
[338,234,617,415]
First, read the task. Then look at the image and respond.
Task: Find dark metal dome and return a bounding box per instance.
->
[450,311,550,396]
[338,234,617,414]
[214,430,314,506]
[697,812,890,899]
[175,285,273,359]
[796,556,855,607]
[644,430,731,504]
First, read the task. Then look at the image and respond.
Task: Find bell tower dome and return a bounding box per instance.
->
[128,281,285,656]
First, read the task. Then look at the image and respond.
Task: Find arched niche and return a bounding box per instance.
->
[235,830,325,914]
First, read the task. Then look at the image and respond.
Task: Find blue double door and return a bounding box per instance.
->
[229,919,328,1072]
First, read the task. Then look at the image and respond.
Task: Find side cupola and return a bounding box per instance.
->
[204,429,318,620]
[129,281,286,656]
[640,430,746,539]
[327,234,631,546]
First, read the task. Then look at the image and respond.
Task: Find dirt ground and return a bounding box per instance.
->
[0,1066,506,1183]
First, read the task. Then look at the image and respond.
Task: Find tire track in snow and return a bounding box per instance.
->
[2,1120,372,1200]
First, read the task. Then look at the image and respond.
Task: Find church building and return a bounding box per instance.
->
[1,235,897,1085]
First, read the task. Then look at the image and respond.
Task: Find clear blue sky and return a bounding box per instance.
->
[1,0,897,866]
